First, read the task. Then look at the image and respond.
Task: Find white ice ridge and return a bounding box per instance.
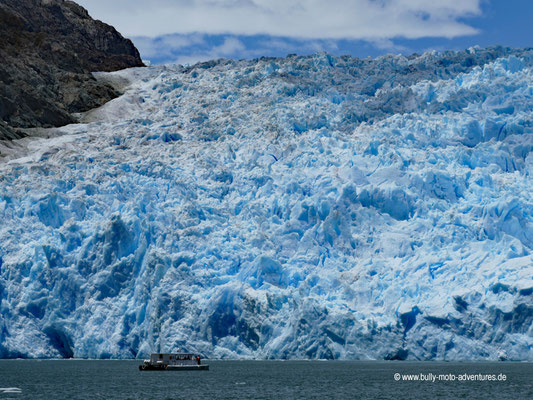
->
[0,48,532,360]
[0,388,22,394]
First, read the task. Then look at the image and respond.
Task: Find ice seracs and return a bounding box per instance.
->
[0,47,532,360]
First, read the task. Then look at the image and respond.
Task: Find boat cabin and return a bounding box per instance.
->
[139,352,208,370]
[149,353,200,366]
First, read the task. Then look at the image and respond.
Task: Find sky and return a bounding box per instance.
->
[76,0,532,65]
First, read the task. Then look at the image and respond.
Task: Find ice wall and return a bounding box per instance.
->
[0,47,532,360]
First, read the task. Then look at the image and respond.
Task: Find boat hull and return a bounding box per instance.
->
[139,364,209,371]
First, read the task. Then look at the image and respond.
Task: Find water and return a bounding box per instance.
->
[0,360,531,399]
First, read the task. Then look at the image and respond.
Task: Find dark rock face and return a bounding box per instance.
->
[0,0,144,140]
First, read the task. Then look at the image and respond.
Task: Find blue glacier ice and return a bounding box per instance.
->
[0,47,532,360]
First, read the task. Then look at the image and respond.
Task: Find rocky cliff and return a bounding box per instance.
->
[0,0,144,141]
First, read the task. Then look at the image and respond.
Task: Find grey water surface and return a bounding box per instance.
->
[0,360,531,399]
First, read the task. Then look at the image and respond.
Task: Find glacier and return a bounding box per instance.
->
[0,47,532,360]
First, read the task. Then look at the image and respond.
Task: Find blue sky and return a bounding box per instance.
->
[77,0,532,65]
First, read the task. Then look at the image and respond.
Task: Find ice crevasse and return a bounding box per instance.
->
[0,47,532,360]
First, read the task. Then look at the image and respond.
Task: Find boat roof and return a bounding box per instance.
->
[151,352,196,356]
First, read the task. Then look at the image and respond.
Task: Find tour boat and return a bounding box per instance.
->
[139,353,209,371]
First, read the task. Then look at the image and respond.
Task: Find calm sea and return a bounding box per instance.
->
[0,360,531,399]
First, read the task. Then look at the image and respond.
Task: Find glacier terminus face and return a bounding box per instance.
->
[0,47,532,360]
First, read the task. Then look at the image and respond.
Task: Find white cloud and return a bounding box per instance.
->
[76,0,482,40]
[133,34,206,59]
[216,37,246,55]
[368,38,409,53]
[255,38,337,54]
[172,37,247,65]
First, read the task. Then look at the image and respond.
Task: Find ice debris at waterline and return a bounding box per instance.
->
[0,47,532,360]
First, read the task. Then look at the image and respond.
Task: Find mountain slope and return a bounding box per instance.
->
[0,0,144,141]
[0,47,532,360]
